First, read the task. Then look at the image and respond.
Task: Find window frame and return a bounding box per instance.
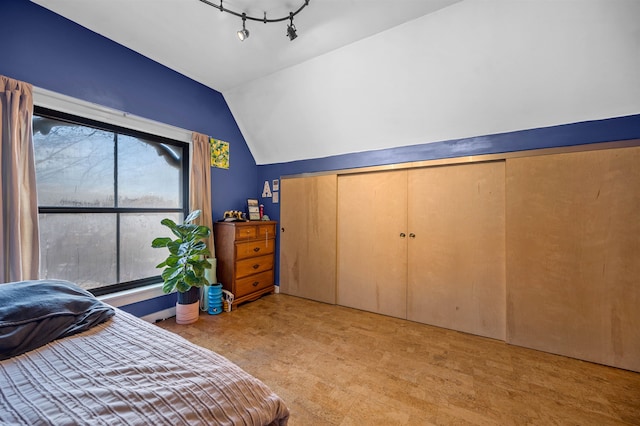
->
[34,105,190,296]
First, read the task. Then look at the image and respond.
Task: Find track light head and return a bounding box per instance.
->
[199,0,309,42]
[237,28,249,41]
[237,13,249,41]
[287,24,297,41]
[287,13,297,41]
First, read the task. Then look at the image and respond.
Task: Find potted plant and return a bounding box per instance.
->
[152,210,212,324]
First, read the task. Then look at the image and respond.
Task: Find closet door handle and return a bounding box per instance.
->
[400,233,406,238]
[409,233,416,239]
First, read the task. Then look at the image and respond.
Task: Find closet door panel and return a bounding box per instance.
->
[280,175,337,304]
[407,161,506,340]
[506,147,640,372]
[337,171,408,318]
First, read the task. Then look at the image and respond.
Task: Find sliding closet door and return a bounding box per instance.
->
[280,175,337,304]
[407,161,506,340]
[506,146,640,372]
[337,170,408,318]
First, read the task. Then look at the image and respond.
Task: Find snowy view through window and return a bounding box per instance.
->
[33,114,186,293]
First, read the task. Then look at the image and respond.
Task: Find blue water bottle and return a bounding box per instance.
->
[208,283,223,315]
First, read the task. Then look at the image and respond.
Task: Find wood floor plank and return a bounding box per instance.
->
[156,294,640,425]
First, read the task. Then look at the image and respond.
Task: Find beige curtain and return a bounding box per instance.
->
[0,76,39,283]
[190,132,215,258]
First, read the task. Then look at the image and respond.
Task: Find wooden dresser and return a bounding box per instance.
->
[214,220,277,308]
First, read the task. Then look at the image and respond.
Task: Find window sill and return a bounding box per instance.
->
[97,282,166,308]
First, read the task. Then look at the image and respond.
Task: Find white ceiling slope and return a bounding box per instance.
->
[32,1,640,165]
[225,0,640,164]
[32,0,461,92]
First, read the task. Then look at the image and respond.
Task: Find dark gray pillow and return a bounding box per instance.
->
[0,279,115,360]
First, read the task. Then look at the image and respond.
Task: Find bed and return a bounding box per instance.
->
[0,280,289,425]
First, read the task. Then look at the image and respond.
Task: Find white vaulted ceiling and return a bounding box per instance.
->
[30,1,640,164]
[31,0,461,92]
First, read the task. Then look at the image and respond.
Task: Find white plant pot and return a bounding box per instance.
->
[175,300,199,324]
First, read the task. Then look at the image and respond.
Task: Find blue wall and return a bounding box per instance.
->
[2,0,261,315]
[258,113,640,284]
[258,114,640,221]
[2,0,259,222]
[3,0,639,315]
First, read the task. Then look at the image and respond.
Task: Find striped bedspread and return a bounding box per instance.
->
[0,308,289,425]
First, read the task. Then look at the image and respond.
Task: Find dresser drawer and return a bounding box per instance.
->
[257,223,276,239]
[236,239,275,260]
[235,270,274,298]
[236,254,274,278]
[235,225,257,240]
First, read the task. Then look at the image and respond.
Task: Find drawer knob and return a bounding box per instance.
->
[409,233,416,239]
[252,264,260,269]
[400,233,406,238]
[253,247,260,252]
[252,281,259,287]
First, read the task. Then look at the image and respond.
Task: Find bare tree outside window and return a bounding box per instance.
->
[33,113,187,294]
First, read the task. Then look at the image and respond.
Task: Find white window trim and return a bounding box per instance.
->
[33,87,192,144]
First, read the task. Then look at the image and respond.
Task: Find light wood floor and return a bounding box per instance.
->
[155,294,640,425]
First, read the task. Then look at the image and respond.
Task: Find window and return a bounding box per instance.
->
[33,107,189,295]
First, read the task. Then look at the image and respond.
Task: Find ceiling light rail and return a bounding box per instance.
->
[198,0,310,41]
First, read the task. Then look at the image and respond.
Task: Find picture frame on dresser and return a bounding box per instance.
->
[247,198,260,221]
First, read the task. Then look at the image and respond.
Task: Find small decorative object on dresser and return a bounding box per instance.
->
[214,221,277,309]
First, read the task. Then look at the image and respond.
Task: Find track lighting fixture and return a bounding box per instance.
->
[199,0,310,41]
[237,13,249,41]
[287,13,297,41]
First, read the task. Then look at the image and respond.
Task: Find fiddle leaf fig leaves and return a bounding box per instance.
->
[152,210,212,295]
